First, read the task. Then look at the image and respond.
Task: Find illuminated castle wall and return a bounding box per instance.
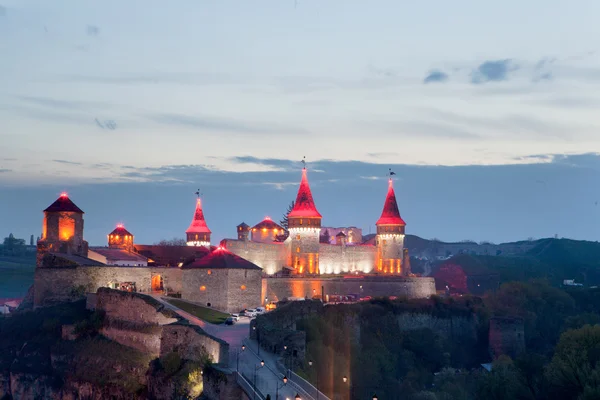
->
[222,168,410,276]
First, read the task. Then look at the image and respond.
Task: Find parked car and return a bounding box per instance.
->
[255,307,266,314]
[225,317,236,325]
[245,309,258,317]
[231,313,240,321]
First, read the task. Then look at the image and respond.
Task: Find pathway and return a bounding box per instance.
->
[151,295,320,400]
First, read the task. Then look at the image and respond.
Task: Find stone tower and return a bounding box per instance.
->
[287,168,322,275]
[108,224,134,252]
[37,193,88,266]
[237,222,250,241]
[186,198,211,248]
[375,179,406,274]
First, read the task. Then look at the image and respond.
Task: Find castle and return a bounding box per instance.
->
[221,167,410,276]
[33,168,435,312]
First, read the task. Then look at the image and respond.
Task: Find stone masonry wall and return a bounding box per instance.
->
[224,240,286,275]
[318,243,376,274]
[226,269,263,312]
[95,288,178,325]
[161,323,229,365]
[396,313,478,341]
[181,268,229,311]
[33,266,183,306]
[263,276,436,303]
[489,316,526,359]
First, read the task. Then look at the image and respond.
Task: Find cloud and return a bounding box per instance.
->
[532,57,555,82]
[230,156,297,169]
[471,59,516,84]
[16,95,89,110]
[423,70,449,84]
[151,113,307,135]
[367,64,397,78]
[361,120,481,139]
[52,159,83,166]
[260,182,298,190]
[0,169,11,173]
[95,119,117,130]
[367,152,400,158]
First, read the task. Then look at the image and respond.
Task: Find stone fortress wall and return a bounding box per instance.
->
[318,243,376,274]
[263,276,436,303]
[34,266,183,307]
[181,267,263,313]
[92,288,229,365]
[223,240,287,275]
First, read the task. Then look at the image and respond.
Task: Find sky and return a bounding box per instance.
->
[1,0,599,245]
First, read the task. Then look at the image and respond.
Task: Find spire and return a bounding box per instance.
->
[44,192,84,213]
[376,179,406,226]
[186,198,211,234]
[288,168,322,218]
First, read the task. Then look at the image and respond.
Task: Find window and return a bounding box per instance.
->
[207,270,212,275]
[300,219,303,225]
[296,234,300,240]
[296,247,300,253]
[200,285,206,291]
[240,285,247,290]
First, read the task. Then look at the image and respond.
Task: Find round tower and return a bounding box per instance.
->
[37,192,88,266]
[108,224,134,251]
[375,179,406,275]
[186,197,211,248]
[287,168,322,275]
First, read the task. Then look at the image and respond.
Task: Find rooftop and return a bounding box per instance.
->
[109,225,133,237]
[43,193,84,213]
[182,246,262,270]
[288,168,322,219]
[89,247,148,262]
[376,179,406,226]
[186,198,211,234]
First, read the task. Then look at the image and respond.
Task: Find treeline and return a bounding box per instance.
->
[0,233,36,256]
[295,281,600,400]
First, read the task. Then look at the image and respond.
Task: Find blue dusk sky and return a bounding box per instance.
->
[0,0,599,245]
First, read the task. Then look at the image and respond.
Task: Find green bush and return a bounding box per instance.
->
[161,352,183,376]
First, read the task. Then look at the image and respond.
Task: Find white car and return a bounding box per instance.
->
[231,313,240,321]
[255,307,266,314]
[245,309,258,317]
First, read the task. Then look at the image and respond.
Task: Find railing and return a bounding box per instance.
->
[236,371,266,400]
[286,369,332,400]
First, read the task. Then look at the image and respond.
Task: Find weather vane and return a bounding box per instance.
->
[388,168,396,177]
[301,156,306,168]
[194,189,202,199]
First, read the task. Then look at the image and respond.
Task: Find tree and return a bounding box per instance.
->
[154,238,187,246]
[280,201,295,230]
[30,234,34,246]
[320,229,330,244]
[3,233,26,252]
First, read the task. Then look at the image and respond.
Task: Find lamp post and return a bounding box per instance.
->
[253,360,265,400]
[237,344,246,371]
[253,326,261,356]
[295,394,301,400]
[308,359,318,400]
[275,375,288,400]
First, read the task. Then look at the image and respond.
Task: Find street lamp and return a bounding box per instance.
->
[373,395,378,400]
[295,394,301,400]
[253,360,265,400]
[276,375,288,400]
[237,344,246,371]
[253,326,261,356]
[308,360,318,400]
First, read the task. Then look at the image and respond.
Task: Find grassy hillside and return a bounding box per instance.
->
[0,253,36,298]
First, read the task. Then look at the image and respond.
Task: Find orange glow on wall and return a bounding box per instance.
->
[207,270,212,275]
[240,285,247,290]
[59,216,75,241]
[151,275,162,291]
[200,285,206,291]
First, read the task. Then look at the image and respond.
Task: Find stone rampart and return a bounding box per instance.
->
[263,276,435,303]
[33,266,183,307]
[396,313,478,341]
[161,323,229,365]
[224,240,287,275]
[318,244,376,274]
[489,316,525,359]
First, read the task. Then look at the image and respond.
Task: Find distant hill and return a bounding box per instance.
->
[0,253,36,298]
[428,238,600,287]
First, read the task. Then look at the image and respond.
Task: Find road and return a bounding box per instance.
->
[151,296,313,399]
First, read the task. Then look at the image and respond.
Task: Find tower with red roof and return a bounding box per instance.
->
[37,192,89,266]
[288,168,322,274]
[185,198,211,248]
[375,179,406,275]
[108,224,135,251]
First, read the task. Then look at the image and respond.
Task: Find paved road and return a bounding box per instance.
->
[152,296,314,400]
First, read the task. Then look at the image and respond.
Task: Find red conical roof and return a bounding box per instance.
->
[186,198,211,234]
[109,224,133,237]
[376,179,406,226]
[288,168,322,218]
